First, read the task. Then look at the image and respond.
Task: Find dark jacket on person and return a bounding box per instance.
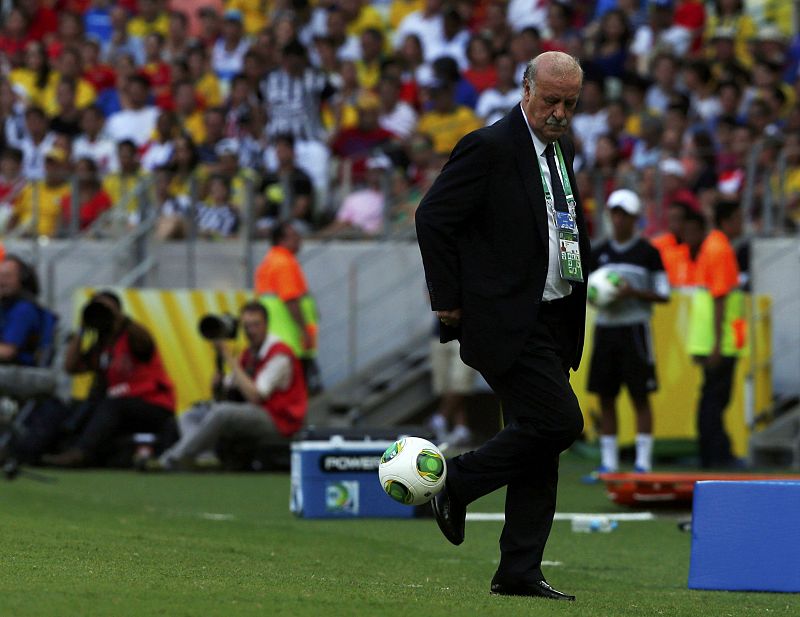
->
[415,104,590,375]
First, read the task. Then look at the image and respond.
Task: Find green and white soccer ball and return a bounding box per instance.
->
[378,437,447,506]
[587,266,623,308]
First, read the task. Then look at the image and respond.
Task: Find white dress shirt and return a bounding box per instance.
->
[520,104,572,301]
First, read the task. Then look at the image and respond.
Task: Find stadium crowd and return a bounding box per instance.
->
[0,0,798,242]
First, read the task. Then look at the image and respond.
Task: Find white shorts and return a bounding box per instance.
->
[430,339,478,395]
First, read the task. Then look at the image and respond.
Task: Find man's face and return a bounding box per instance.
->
[282,225,302,254]
[666,205,686,238]
[175,85,195,113]
[723,208,743,240]
[241,310,268,348]
[276,141,294,166]
[128,81,149,108]
[522,66,582,142]
[204,111,225,141]
[0,261,21,298]
[609,207,636,239]
[683,221,705,251]
[496,55,514,86]
[45,158,68,184]
[25,112,47,139]
[118,145,138,172]
[223,19,242,41]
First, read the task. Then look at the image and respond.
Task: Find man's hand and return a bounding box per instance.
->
[705,345,723,369]
[437,309,462,327]
[614,279,637,299]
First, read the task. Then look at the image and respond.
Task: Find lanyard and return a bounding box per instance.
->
[535,141,584,283]
[535,141,576,216]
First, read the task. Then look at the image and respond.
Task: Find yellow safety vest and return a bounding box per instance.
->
[687,288,747,357]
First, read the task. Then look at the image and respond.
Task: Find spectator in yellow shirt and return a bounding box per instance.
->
[103,140,146,218]
[128,0,170,39]
[41,48,97,117]
[174,80,207,145]
[356,28,385,90]
[341,0,386,36]
[226,0,268,35]
[14,146,71,238]
[9,41,53,107]
[187,44,223,109]
[417,79,482,156]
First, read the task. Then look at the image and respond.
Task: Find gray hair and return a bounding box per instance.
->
[523,52,583,95]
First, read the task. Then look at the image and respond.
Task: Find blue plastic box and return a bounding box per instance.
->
[290,436,415,519]
[689,480,800,592]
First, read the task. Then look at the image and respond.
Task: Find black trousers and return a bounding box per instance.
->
[697,357,737,468]
[447,298,584,583]
[15,397,174,465]
[76,397,174,462]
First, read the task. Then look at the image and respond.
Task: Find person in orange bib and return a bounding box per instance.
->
[687,200,746,468]
[254,221,321,393]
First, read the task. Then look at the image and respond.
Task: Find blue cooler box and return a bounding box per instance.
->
[290,436,415,519]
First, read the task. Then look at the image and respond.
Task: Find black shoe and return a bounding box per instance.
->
[431,483,465,546]
[490,579,575,601]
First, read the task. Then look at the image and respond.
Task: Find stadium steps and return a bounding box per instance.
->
[305,332,434,429]
[749,402,800,469]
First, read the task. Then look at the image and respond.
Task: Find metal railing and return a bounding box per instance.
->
[43,175,155,308]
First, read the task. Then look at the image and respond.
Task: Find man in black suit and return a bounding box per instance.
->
[415,51,589,601]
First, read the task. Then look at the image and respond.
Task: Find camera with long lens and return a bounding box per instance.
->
[198,314,239,340]
[82,300,115,335]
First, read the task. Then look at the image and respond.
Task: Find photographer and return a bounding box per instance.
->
[153,301,307,470]
[40,291,176,467]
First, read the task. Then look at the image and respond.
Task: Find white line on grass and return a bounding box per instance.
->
[200,512,236,521]
[466,512,656,522]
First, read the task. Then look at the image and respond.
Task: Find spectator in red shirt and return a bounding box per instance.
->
[332,92,396,185]
[673,0,706,54]
[141,33,173,105]
[81,39,116,93]
[542,0,581,55]
[0,148,25,231]
[61,157,113,231]
[23,0,59,43]
[0,7,32,68]
[47,11,84,62]
[463,35,497,94]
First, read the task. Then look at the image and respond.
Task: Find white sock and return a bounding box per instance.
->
[429,413,448,441]
[447,424,472,446]
[635,433,653,471]
[600,435,618,471]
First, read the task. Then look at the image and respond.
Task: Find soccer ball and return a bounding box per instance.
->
[378,437,447,506]
[587,267,623,308]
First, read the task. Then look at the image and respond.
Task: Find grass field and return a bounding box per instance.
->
[1,455,797,617]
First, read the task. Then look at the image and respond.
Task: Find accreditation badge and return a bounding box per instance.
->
[558,228,583,282]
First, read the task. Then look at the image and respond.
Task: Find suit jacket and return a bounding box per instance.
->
[415,104,590,376]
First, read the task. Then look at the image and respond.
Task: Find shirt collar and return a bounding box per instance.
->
[520,103,549,158]
[256,333,281,360]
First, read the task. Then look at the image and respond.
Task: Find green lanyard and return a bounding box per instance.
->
[535,142,576,216]
[535,141,584,283]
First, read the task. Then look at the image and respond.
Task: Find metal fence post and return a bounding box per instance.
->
[186,173,198,288]
[69,174,80,238]
[243,176,255,288]
[348,261,359,379]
